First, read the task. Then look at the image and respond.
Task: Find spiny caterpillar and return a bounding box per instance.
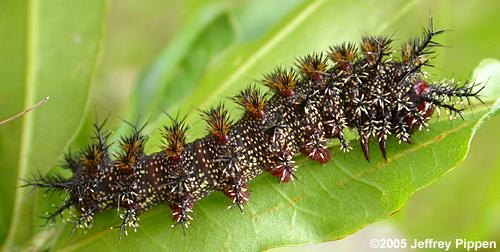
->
[25,20,482,238]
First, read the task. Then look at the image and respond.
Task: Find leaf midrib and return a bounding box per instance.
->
[194,0,327,111]
[2,0,36,249]
[2,1,108,250]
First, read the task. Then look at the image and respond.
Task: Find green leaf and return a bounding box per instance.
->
[131,0,229,120]
[0,0,106,250]
[231,0,305,41]
[130,0,304,136]
[46,0,500,251]
[52,103,499,252]
[473,59,500,100]
[395,59,500,242]
[130,0,305,149]
[398,114,500,242]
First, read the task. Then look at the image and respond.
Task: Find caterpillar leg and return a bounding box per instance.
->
[300,126,330,164]
[170,196,194,234]
[324,118,350,151]
[71,207,96,233]
[270,150,297,183]
[376,132,388,161]
[212,142,249,211]
[359,127,371,162]
[263,118,297,183]
[112,208,139,240]
[223,175,249,212]
[322,85,351,151]
[41,199,73,226]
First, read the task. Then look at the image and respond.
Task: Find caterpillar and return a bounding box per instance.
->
[25,19,482,239]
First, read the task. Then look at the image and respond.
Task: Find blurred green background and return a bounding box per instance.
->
[1,0,499,251]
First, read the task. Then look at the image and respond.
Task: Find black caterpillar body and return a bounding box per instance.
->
[26,20,482,238]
